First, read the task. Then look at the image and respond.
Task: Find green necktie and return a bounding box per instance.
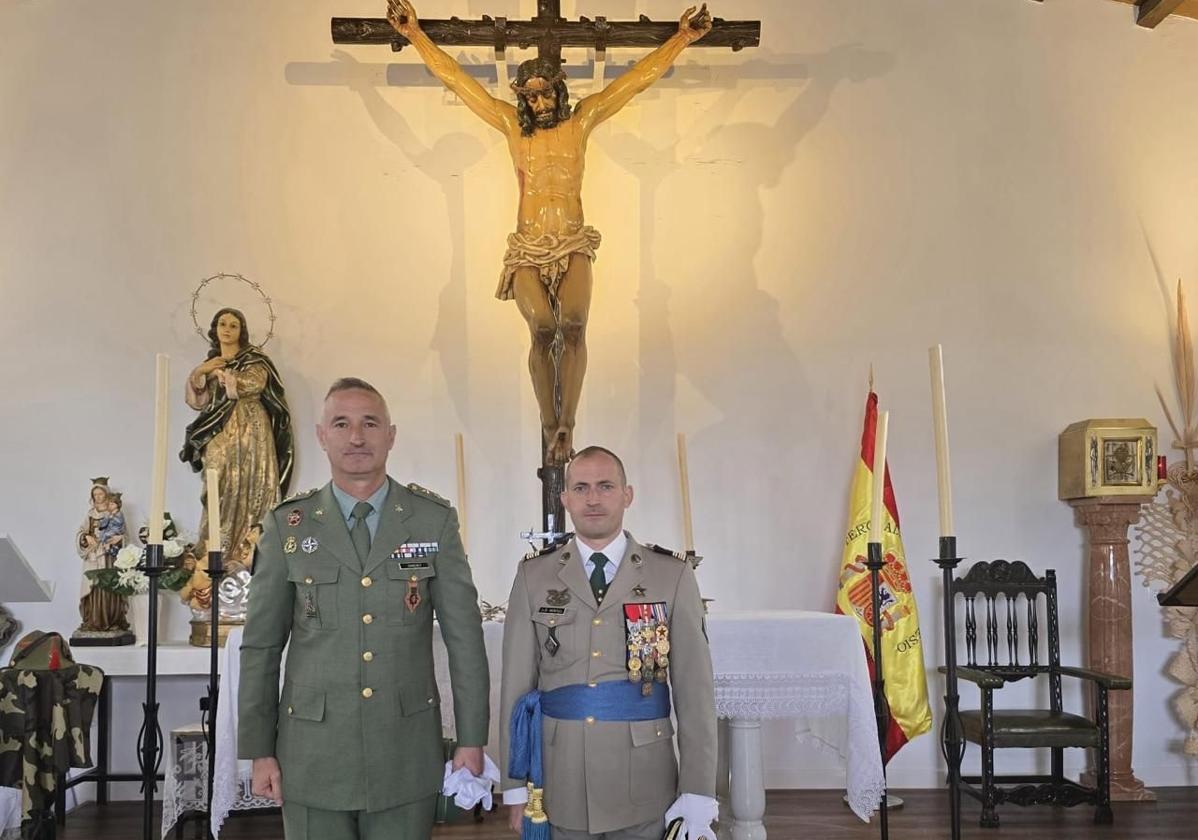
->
[350,501,373,562]
[589,552,610,605]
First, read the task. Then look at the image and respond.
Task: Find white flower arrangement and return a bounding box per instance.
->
[114,545,141,571]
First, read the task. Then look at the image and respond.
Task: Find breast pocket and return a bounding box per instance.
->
[386,561,437,625]
[530,608,580,670]
[287,562,340,630]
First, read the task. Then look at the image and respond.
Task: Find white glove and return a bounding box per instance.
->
[664,793,719,840]
[440,754,501,810]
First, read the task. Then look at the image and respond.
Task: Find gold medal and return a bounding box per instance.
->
[655,669,668,683]
[628,670,641,683]
[656,639,671,655]
[641,681,653,697]
[658,654,669,668]
[629,656,642,672]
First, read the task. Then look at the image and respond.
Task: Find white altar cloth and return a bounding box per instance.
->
[194,610,883,838]
[707,610,884,834]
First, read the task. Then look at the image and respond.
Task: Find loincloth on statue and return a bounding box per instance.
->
[495,225,602,301]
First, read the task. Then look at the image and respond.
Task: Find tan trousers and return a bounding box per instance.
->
[551,818,662,840]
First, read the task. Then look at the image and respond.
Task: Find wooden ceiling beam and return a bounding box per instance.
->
[1137,0,1186,28]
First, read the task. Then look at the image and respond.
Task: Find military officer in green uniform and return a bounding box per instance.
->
[238,377,489,840]
[500,446,718,840]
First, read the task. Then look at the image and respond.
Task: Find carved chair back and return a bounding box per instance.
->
[951,559,1062,713]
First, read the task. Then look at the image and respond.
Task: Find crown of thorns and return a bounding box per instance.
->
[510,68,567,94]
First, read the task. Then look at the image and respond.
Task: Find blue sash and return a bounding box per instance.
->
[508,681,672,786]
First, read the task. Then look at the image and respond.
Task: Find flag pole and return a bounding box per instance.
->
[867,410,891,840]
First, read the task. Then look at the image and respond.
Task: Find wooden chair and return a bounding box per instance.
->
[945,559,1130,827]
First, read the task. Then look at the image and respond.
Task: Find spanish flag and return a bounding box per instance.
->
[835,390,933,762]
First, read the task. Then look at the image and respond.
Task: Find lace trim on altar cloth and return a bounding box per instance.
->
[714,671,851,719]
[161,737,279,837]
[714,671,883,822]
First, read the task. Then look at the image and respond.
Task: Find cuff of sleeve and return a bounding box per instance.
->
[503,786,530,806]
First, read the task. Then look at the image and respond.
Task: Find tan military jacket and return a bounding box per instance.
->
[499,533,717,834]
[237,478,489,813]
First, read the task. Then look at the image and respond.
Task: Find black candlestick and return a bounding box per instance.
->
[866,540,890,840]
[137,543,166,840]
[934,535,964,840]
[204,548,227,837]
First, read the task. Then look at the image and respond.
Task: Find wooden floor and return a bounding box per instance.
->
[54,788,1196,840]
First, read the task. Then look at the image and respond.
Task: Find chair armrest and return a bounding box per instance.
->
[1058,665,1131,690]
[938,665,1004,689]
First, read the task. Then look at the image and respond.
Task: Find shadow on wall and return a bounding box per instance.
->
[597,44,894,606]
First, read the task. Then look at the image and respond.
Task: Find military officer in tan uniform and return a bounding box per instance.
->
[500,446,718,840]
[238,377,489,840]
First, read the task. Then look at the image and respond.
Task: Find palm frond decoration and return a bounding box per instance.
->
[1157,280,1198,469]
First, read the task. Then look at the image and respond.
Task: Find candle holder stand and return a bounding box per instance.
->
[137,542,165,840]
[202,548,227,836]
[933,534,965,840]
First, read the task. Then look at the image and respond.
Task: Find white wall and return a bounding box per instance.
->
[3,0,1198,795]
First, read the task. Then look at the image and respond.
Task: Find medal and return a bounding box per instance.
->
[629,656,642,672]
[405,578,422,612]
[656,639,670,655]
[641,682,653,697]
[655,669,668,683]
[301,537,319,554]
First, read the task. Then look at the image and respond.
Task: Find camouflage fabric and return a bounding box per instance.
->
[0,607,17,649]
[0,632,103,839]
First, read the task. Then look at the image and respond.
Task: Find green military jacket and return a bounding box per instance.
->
[237,478,489,813]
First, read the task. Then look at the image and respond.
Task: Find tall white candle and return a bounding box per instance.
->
[677,433,695,553]
[455,433,468,552]
[869,410,889,544]
[206,469,221,552]
[148,354,169,545]
[929,345,955,537]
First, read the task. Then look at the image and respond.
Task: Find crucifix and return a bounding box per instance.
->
[332,1,760,538]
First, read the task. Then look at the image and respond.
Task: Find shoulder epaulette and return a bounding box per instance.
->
[644,542,688,562]
[276,487,317,508]
[522,536,573,562]
[407,482,451,507]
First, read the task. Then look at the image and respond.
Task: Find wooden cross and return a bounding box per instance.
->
[332,0,760,67]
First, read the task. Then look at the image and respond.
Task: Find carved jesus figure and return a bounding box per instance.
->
[388,0,713,464]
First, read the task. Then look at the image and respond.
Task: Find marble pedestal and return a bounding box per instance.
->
[1069,497,1155,802]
